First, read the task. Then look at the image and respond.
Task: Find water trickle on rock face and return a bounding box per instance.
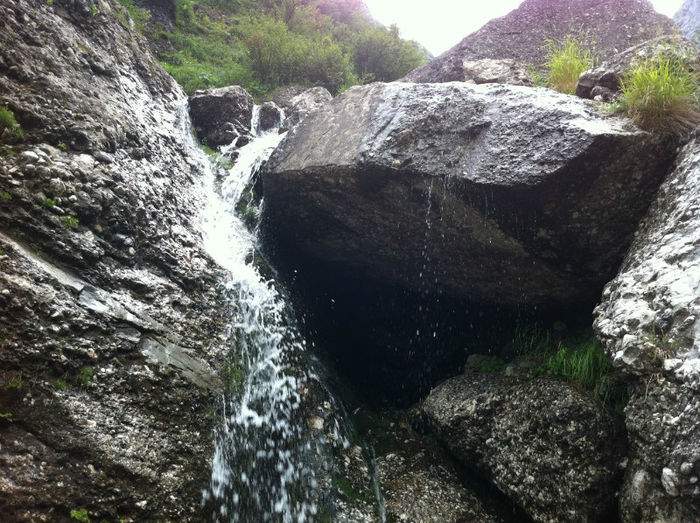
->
[194,107,321,521]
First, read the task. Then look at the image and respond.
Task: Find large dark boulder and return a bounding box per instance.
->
[594,138,700,521]
[419,371,625,522]
[403,0,680,83]
[188,85,254,147]
[261,81,676,310]
[577,35,700,100]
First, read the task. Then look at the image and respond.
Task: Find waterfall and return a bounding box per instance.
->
[178,102,385,522]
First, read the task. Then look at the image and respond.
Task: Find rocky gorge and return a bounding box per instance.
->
[1,0,699,522]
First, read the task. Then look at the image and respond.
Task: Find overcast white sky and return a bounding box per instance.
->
[363,0,686,55]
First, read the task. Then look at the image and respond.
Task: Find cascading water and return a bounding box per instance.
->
[194,106,320,521]
[185,105,386,522]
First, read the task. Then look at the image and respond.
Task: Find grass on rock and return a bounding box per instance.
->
[544,36,597,94]
[621,50,700,134]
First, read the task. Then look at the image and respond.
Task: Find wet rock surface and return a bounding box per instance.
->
[419,370,625,522]
[461,58,534,86]
[403,0,679,83]
[273,85,333,132]
[0,0,231,520]
[370,413,505,523]
[674,0,700,45]
[594,138,700,521]
[262,81,676,310]
[576,35,699,100]
[188,85,254,147]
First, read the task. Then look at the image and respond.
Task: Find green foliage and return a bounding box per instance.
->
[43,198,56,207]
[71,508,90,522]
[544,36,596,94]
[514,325,627,412]
[476,357,506,373]
[0,106,24,142]
[55,379,68,390]
[79,367,94,388]
[114,0,151,32]
[0,190,12,200]
[350,24,427,82]
[621,50,700,134]
[0,412,13,422]
[150,0,428,97]
[61,215,79,228]
[57,141,68,151]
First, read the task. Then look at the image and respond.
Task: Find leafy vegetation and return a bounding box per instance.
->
[79,367,94,388]
[70,508,90,522]
[513,325,627,412]
[544,36,596,94]
[114,0,151,32]
[0,412,13,422]
[43,198,56,207]
[61,215,79,228]
[0,190,12,200]
[621,50,700,134]
[0,106,24,142]
[133,0,427,97]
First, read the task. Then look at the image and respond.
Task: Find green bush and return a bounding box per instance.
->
[147,0,427,97]
[544,36,596,94]
[621,52,700,134]
[0,106,24,142]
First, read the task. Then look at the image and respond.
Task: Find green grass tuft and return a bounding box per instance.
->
[544,36,596,94]
[514,325,628,413]
[621,51,700,134]
[0,106,24,142]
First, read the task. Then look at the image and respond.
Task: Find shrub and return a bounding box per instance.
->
[544,36,596,94]
[621,51,700,134]
[0,106,24,142]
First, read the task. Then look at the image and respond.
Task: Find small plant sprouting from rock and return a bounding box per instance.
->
[43,198,56,207]
[544,36,597,94]
[70,508,90,522]
[621,49,700,134]
[55,378,68,390]
[0,106,24,143]
[57,141,68,151]
[0,412,13,422]
[91,3,99,17]
[0,190,12,201]
[61,215,79,228]
[79,367,94,388]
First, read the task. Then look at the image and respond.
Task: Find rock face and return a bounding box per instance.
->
[371,414,504,523]
[674,0,700,45]
[403,0,680,83]
[273,85,333,132]
[188,85,254,147]
[577,35,700,100]
[594,138,700,521]
[0,0,230,520]
[461,58,534,86]
[261,81,676,309]
[419,371,625,522]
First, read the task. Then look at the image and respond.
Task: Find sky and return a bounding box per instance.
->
[363,0,687,55]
